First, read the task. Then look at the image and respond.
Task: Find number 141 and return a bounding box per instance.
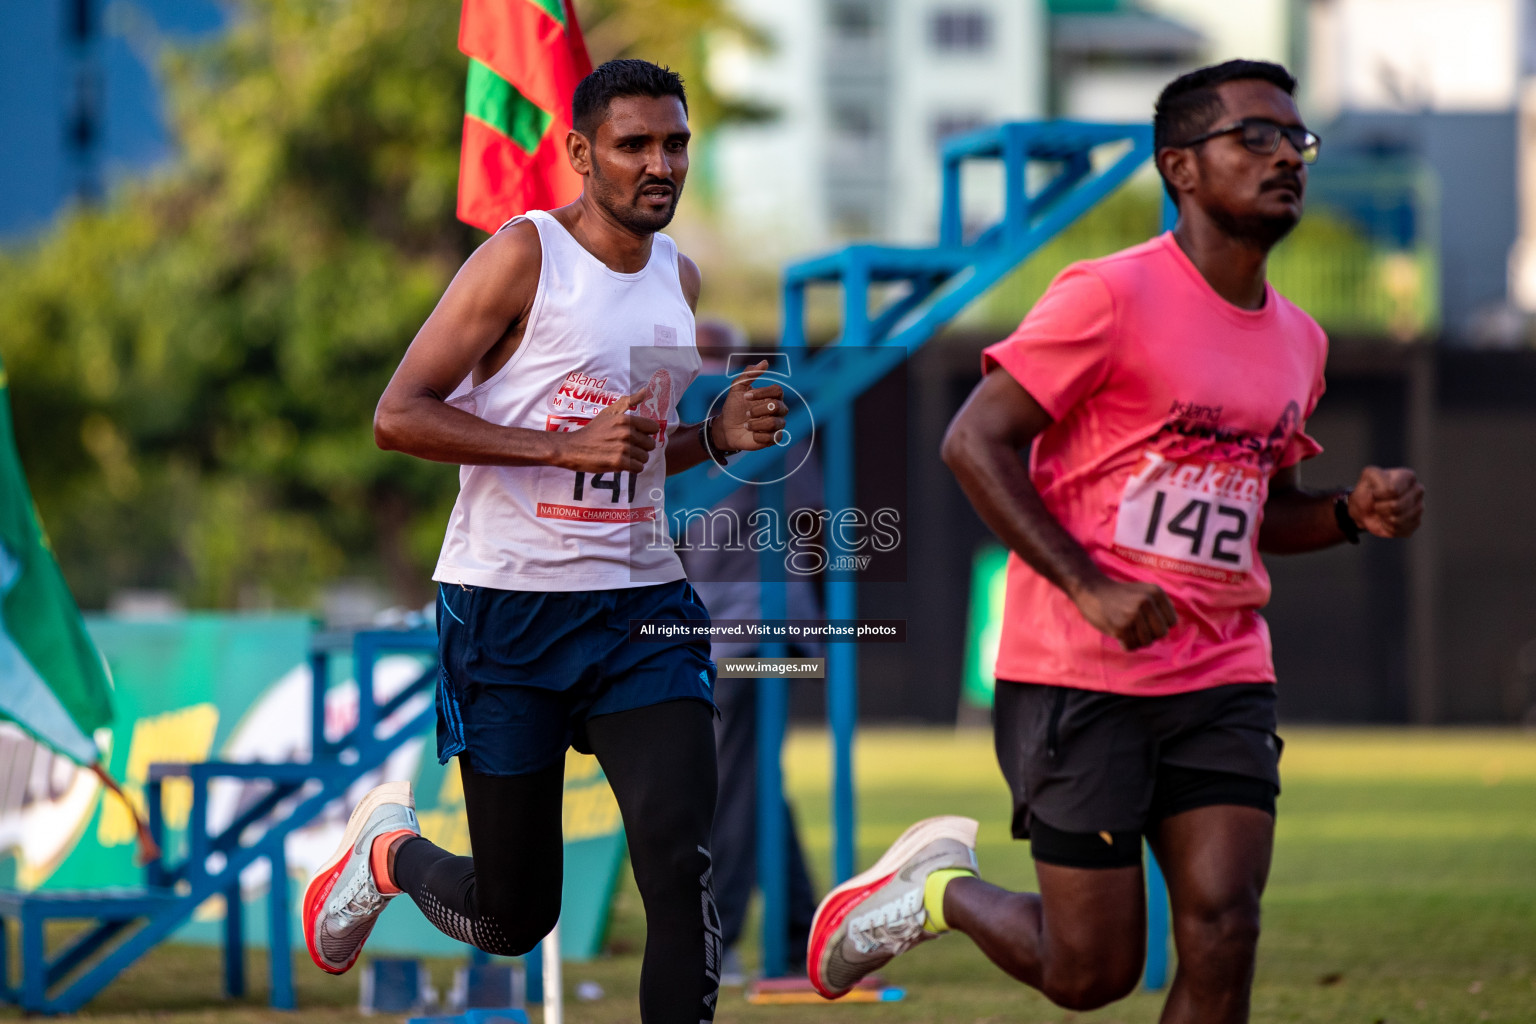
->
[572,471,637,504]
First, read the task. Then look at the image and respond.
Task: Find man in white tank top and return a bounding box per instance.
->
[301,60,786,1024]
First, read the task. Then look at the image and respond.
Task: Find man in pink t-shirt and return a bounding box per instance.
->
[807,61,1424,1022]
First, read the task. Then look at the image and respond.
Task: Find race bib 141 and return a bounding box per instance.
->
[535,415,659,523]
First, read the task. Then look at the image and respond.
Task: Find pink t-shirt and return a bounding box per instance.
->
[982,232,1328,695]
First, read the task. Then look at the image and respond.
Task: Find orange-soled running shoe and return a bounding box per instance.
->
[302,781,418,974]
[807,815,978,999]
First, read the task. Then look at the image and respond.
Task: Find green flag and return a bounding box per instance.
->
[0,352,113,764]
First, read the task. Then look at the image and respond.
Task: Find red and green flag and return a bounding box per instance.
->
[457,0,593,232]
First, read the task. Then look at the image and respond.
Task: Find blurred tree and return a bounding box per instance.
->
[577,0,772,131]
[0,0,756,610]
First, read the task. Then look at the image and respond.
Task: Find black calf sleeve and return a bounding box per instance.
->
[398,700,719,1023]
[394,758,565,957]
[588,699,720,1024]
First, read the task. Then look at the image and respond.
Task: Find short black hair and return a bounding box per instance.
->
[1153,59,1298,201]
[572,59,688,138]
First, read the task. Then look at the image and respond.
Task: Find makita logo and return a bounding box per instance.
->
[1125,450,1262,503]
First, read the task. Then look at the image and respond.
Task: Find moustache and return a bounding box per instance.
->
[636,179,675,194]
[1262,175,1303,195]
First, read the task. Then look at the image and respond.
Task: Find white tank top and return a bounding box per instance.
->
[432,209,700,591]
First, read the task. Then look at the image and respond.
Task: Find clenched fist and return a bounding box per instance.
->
[714,360,788,452]
[1346,466,1424,539]
[557,388,660,474]
[1073,577,1179,651]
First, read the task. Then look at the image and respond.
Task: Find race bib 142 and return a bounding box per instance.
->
[1111,451,1262,584]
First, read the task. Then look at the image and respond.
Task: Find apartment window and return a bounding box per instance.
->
[833,207,876,238]
[932,113,987,149]
[833,104,878,140]
[830,1,877,38]
[829,104,883,175]
[930,8,991,52]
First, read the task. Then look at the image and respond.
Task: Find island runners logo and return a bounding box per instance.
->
[550,370,624,416]
[547,368,672,445]
[1153,398,1305,472]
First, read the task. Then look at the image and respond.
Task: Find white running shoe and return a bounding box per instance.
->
[806,815,978,999]
[302,781,419,974]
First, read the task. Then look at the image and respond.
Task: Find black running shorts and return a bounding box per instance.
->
[994,680,1282,867]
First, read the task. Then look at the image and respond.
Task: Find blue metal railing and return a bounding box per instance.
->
[0,630,437,1014]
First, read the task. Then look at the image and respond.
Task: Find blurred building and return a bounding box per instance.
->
[1304,0,1528,340]
[706,0,1317,259]
[709,0,1048,256]
[0,0,223,239]
[1015,0,1300,120]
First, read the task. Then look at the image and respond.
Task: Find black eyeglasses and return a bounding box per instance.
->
[1177,118,1321,164]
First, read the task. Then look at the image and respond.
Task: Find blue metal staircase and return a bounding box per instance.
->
[0,629,437,1014]
[666,120,1166,980]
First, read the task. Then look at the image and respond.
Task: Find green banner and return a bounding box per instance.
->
[0,615,626,961]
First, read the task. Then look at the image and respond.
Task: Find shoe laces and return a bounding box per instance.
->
[330,866,384,926]
[847,902,930,955]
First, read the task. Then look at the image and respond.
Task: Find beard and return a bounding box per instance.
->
[589,159,682,234]
[1207,194,1301,251]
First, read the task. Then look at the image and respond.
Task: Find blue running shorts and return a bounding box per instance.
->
[434,579,716,776]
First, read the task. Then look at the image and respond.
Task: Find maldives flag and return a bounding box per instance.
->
[457,0,593,232]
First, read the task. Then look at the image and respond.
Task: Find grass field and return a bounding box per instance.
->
[5,727,1533,1023]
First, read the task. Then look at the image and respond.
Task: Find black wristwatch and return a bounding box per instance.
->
[699,416,740,467]
[1333,492,1361,544]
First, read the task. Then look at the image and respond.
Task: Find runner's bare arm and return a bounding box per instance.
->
[943,370,1178,651]
[666,255,786,475]
[1259,464,1424,553]
[374,223,658,473]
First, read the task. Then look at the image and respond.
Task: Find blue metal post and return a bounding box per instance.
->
[267,850,295,1010]
[145,777,167,888]
[21,907,43,1010]
[824,407,857,884]
[756,474,790,979]
[223,884,246,997]
[1144,847,1170,990]
[353,635,378,745]
[189,775,208,872]
[1003,126,1029,248]
[940,150,963,248]
[525,941,543,1003]
[841,256,870,347]
[782,283,808,348]
[309,651,330,761]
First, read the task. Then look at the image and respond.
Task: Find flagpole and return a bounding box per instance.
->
[89,762,162,864]
[542,921,562,1024]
